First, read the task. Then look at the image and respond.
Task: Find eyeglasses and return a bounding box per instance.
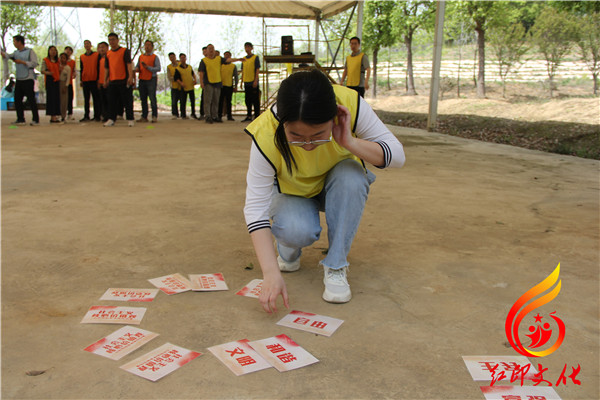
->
[287,135,332,147]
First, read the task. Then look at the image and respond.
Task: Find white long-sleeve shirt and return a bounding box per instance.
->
[244,96,405,233]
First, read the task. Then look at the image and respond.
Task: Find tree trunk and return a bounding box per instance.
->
[593,72,598,95]
[457,42,461,98]
[549,75,554,98]
[405,32,417,95]
[373,48,378,99]
[476,25,486,98]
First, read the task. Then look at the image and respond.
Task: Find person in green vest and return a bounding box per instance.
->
[340,36,371,98]
[244,69,405,313]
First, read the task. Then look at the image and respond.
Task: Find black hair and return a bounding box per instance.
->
[244,42,253,48]
[108,32,118,39]
[168,52,175,57]
[145,40,154,46]
[64,46,73,52]
[98,41,108,47]
[202,46,207,51]
[349,36,361,44]
[13,35,24,45]
[47,45,58,62]
[59,52,68,61]
[274,69,338,174]
[179,53,186,58]
[83,39,91,44]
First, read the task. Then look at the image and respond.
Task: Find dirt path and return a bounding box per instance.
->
[2,112,598,399]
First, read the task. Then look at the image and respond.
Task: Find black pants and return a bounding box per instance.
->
[199,89,204,116]
[244,82,260,118]
[218,86,234,119]
[98,86,110,121]
[108,82,133,121]
[347,85,365,98]
[171,88,180,117]
[179,89,196,118]
[14,79,39,123]
[45,79,61,116]
[67,84,74,115]
[82,81,101,119]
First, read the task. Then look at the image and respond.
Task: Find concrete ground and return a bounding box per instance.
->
[2,111,598,399]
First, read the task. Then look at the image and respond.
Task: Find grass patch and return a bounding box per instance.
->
[375,110,600,160]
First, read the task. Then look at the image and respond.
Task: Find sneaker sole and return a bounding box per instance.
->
[322,288,352,303]
[277,256,300,272]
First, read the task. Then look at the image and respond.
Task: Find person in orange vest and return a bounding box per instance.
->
[339,37,371,98]
[41,45,61,123]
[218,51,238,121]
[135,40,161,123]
[103,32,134,127]
[96,41,110,122]
[79,39,101,122]
[64,46,77,119]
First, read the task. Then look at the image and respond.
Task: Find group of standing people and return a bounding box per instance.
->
[40,45,76,123]
[167,41,261,124]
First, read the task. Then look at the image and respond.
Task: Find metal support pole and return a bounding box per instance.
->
[427,1,445,132]
[314,14,320,61]
[357,0,364,39]
[110,1,115,32]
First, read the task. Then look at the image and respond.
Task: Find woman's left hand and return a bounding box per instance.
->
[332,105,355,150]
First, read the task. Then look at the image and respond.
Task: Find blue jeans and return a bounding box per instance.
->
[139,77,157,118]
[270,159,376,270]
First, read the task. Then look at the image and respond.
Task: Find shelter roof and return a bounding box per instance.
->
[10,1,357,19]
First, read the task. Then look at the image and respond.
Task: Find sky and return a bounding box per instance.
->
[29,6,317,66]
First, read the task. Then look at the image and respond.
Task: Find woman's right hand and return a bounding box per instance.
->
[259,271,289,314]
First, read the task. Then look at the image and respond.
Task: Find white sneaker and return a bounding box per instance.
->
[322,266,351,303]
[128,120,135,127]
[277,255,300,272]
[103,119,115,127]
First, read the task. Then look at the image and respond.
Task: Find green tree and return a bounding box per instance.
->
[362,0,397,98]
[531,6,578,98]
[392,0,435,95]
[453,0,514,98]
[0,4,43,50]
[101,9,163,59]
[575,12,600,95]
[487,22,529,98]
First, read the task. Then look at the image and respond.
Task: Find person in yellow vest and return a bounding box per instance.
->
[135,40,161,123]
[103,32,134,127]
[64,46,77,119]
[199,44,229,124]
[79,40,101,122]
[239,42,260,121]
[218,51,238,121]
[166,52,181,119]
[173,53,197,119]
[244,69,405,313]
[340,36,371,98]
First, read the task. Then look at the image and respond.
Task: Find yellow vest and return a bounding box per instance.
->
[176,64,195,91]
[346,52,364,87]
[203,56,222,84]
[167,63,180,89]
[245,85,363,198]
[221,63,235,87]
[242,54,257,83]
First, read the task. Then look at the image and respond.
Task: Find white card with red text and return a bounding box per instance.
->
[236,279,263,298]
[276,310,344,337]
[80,306,147,325]
[208,339,272,376]
[83,326,159,360]
[480,385,561,400]
[248,334,318,372]
[99,288,159,302]
[120,343,201,382]
[189,273,229,291]
[463,355,538,382]
[148,273,192,295]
